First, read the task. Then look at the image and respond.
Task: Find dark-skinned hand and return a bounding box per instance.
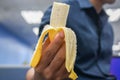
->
[34,31,70,80]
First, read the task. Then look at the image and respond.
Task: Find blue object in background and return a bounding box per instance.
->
[110,57,120,80]
[0,66,29,80]
[0,24,33,65]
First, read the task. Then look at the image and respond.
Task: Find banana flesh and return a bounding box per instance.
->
[30,2,78,80]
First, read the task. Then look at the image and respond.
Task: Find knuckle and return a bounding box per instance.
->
[58,55,65,61]
[45,49,56,60]
[54,38,63,45]
[43,67,52,79]
[54,35,64,46]
[45,50,52,57]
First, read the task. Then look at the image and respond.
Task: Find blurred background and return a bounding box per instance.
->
[0,0,120,80]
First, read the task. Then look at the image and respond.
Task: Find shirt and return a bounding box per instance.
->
[38,0,114,80]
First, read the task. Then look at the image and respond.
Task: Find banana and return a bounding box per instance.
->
[30,2,78,80]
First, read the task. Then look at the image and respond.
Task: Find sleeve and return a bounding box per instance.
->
[38,6,52,37]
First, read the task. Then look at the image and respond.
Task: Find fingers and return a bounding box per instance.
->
[35,31,65,74]
[43,42,66,79]
[55,63,70,80]
[41,31,64,65]
[47,42,65,73]
[34,31,69,80]
[35,38,50,73]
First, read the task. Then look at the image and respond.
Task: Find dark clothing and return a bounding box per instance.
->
[39,0,114,80]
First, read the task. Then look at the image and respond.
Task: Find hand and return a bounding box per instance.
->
[34,31,70,80]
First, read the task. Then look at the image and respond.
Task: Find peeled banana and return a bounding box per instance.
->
[30,2,78,80]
